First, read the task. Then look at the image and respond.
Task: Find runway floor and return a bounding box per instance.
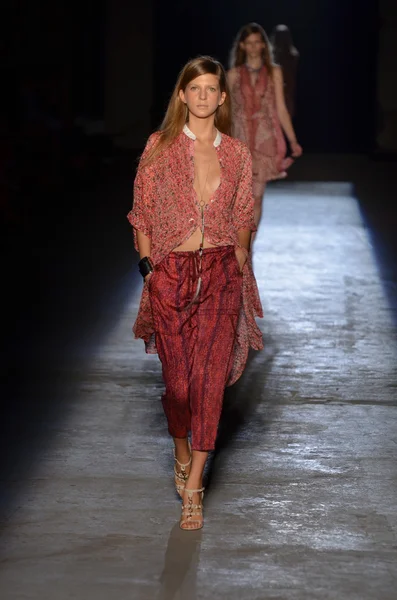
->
[0,155,396,599]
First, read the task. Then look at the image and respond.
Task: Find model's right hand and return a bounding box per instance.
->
[144,272,153,284]
[290,141,303,158]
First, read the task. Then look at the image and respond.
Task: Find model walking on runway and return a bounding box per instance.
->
[128,56,263,531]
[227,22,303,226]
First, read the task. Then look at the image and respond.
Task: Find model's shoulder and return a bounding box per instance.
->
[222,134,250,155]
[145,131,162,148]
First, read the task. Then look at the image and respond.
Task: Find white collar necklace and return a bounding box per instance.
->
[183,123,222,148]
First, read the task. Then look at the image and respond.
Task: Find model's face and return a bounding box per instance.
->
[240,33,265,58]
[179,74,226,119]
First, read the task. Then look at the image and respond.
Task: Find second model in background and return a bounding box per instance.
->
[227,22,302,227]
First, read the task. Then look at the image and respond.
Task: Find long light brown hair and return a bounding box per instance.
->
[141,56,231,168]
[229,22,274,75]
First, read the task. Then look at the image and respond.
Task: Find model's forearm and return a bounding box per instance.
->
[278,107,297,143]
[137,230,151,259]
[237,228,251,251]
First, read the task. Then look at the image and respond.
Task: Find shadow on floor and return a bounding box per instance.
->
[157,522,202,600]
[205,334,279,492]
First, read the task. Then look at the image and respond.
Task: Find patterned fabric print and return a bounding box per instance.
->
[150,246,243,450]
[127,128,263,386]
[229,65,293,195]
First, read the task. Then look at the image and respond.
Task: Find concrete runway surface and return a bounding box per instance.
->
[0,155,396,599]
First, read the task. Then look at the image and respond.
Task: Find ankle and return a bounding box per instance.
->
[185,476,203,490]
[174,439,191,468]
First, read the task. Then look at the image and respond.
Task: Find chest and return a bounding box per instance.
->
[193,144,221,205]
[156,145,238,205]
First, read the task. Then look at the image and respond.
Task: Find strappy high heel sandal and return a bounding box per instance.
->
[173,443,192,498]
[180,487,205,531]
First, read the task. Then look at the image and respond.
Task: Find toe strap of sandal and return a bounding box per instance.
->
[182,488,205,514]
[181,517,202,526]
[182,504,202,511]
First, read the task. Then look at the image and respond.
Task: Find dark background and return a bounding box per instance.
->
[152,0,379,152]
[0,0,396,487]
[1,0,395,347]
[1,0,389,157]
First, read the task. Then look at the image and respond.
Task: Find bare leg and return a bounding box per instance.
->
[174,437,191,465]
[173,436,191,477]
[180,450,207,530]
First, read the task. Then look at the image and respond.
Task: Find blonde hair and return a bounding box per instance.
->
[229,22,274,75]
[141,56,231,168]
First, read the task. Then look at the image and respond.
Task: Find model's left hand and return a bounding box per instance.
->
[290,141,303,158]
[235,247,248,272]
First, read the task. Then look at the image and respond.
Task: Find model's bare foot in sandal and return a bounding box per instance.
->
[179,449,207,530]
[180,485,204,530]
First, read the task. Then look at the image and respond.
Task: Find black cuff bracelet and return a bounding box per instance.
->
[138,256,153,278]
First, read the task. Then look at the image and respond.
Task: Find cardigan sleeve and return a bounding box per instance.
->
[127,132,160,251]
[232,144,257,232]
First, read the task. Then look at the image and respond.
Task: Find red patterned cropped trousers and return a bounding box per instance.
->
[149,245,243,451]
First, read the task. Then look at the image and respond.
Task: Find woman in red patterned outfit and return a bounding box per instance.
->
[227,23,303,227]
[127,56,263,530]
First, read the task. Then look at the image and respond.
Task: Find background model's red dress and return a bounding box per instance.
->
[229,65,293,197]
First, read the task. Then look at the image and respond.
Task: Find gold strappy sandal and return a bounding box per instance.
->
[173,443,192,498]
[180,487,205,531]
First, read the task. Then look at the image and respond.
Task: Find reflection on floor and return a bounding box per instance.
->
[0,158,396,600]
